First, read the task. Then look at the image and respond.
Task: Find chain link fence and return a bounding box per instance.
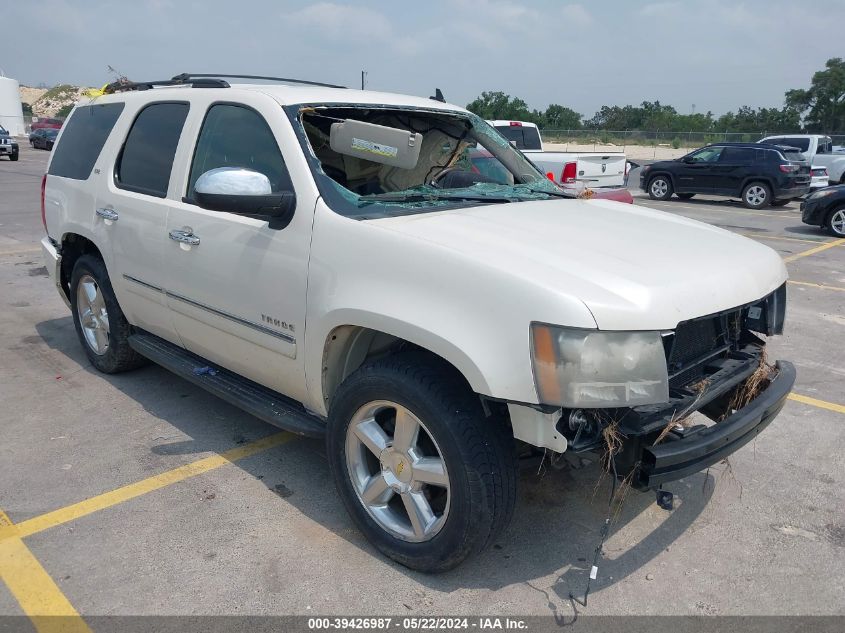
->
[540,129,845,152]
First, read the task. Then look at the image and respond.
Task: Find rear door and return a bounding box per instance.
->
[712,146,755,195]
[97,101,190,342]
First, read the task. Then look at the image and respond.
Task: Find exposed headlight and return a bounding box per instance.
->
[809,188,836,199]
[530,324,669,407]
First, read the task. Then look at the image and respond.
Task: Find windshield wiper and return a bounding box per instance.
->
[357,192,517,207]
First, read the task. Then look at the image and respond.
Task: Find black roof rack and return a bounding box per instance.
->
[172,73,346,89]
[102,73,346,95]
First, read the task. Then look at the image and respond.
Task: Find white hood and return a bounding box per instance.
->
[372,198,787,331]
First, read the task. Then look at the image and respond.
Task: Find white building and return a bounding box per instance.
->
[0,75,26,136]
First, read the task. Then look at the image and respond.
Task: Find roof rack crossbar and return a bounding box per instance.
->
[171,73,347,89]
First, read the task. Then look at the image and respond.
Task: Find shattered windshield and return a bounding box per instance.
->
[286,105,565,218]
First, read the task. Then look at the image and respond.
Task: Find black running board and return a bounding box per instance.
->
[129,332,326,438]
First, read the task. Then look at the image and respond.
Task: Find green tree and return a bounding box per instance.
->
[540,104,582,129]
[785,57,845,132]
[466,91,531,121]
[56,104,74,119]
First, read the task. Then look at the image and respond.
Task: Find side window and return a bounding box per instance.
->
[720,147,754,163]
[688,146,723,163]
[48,103,124,180]
[115,102,189,197]
[188,104,292,198]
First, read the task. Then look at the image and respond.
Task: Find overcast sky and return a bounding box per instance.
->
[3,0,843,118]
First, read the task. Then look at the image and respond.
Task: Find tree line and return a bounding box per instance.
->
[466,57,845,133]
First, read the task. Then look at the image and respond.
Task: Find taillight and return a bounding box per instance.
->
[546,172,555,181]
[509,121,522,127]
[561,162,577,184]
[41,174,47,233]
[779,164,798,173]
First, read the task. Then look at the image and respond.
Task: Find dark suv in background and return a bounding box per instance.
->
[640,143,810,209]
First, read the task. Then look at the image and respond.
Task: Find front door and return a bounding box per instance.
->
[163,100,314,403]
[674,145,724,193]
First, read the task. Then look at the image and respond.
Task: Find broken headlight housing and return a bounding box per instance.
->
[530,324,669,407]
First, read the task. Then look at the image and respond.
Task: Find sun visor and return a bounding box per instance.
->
[330,120,423,169]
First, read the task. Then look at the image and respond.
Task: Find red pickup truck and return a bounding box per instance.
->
[29,117,63,131]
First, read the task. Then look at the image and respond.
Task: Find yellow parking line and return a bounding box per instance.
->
[788,279,845,292]
[2,431,293,542]
[783,238,845,263]
[0,510,92,633]
[742,233,823,244]
[788,393,845,415]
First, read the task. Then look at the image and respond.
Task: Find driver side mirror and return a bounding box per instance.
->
[681,156,694,163]
[192,167,295,229]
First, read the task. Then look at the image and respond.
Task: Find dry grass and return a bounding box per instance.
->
[727,350,776,414]
[653,379,709,446]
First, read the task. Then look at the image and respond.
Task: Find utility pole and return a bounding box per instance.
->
[361,70,367,90]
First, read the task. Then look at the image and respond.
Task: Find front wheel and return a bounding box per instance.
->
[9,151,18,162]
[327,353,517,572]
[826,207,845,237]
[742,182,771,209]
[648,176,673,200]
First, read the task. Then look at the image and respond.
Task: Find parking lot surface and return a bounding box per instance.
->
[1,146,844,627]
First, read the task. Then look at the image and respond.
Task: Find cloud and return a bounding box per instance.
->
[287,3,393,37]
[560,4,593,27]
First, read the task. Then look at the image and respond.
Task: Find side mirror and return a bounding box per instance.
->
[681,156,694,164]
[192,167,295,229]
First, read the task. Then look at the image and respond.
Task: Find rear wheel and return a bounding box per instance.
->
[742,182,771,209]
[676,193,695,200]
[648,176,673,200]
[327,353,517,572]
[70,255,145,373]
[826,207,845,237]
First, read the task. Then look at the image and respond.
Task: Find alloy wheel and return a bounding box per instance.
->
[345,400,450,543]
[745,185,767,207]
[830,209,845,236]
[650,179,668,198]
[76,274,110,355]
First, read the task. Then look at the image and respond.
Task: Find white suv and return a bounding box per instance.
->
[41,74,795,571]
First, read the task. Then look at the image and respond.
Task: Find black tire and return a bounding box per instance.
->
[741,182,771,209]
[676,193,695,200]
[70,254,146,373]
[9,151,18,162]
[647,175,673,200]
[825,206,845,237]
[770,199,790,207]
[326,352,517,572]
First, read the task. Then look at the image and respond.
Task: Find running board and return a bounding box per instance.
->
[128,332,326,438]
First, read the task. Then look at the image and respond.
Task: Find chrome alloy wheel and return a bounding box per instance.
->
[745,185,767,207]
[650,178,668,197]
[76,274,110,355]
[830,209,845,236]
[345,400,450,543]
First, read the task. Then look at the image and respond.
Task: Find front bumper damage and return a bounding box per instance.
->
[559,341,795,491]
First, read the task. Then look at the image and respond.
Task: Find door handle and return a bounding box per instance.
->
[169,229,200,247]
[95,208,119,222]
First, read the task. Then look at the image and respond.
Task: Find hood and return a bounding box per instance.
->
[371,198,787,331]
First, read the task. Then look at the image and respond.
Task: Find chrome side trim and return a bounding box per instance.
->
[123,274,164,293]
[166,291,296,344]
[121,274,296,344]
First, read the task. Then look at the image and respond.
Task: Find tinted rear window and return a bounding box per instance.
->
[115,102,189,197]
[494,125,542,150]
[48,103,124,180]
[720,147,755,163]
[768,137,810,152]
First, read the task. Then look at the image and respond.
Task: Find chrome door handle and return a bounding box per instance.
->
[95,208,119,221]
[169,229,200,246]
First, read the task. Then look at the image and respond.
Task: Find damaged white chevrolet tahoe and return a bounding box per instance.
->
[41,74,795,572]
